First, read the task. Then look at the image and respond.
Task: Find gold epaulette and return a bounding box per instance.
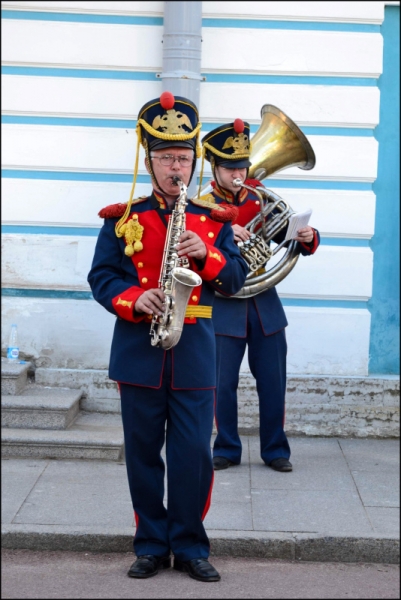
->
[98,196,147,219]
[190,194,218,211]
[190,194,239,223]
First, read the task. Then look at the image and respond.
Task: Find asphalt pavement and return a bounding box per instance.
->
[1,435,399,564]
[2,550,400,599]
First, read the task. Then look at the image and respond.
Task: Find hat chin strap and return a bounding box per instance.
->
[213,160,249,201]
[148,158,196,201]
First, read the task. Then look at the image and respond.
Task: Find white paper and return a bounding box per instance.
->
[284,208,313,242]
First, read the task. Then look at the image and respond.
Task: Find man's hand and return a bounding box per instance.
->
[135,288,165,316]
[232,224,251,242]
[294,226,314,244]
[177,231,207,260]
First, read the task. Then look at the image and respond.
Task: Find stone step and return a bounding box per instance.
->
[35,368,121,413]
[2,385,81,430]
[1,359,32,395]
[1,412,124,461]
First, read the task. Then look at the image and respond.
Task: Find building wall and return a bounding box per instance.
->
[2,1,399,377]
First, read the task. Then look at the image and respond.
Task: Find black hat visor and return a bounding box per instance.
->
[215,157,252,169]
[150,139,196,152]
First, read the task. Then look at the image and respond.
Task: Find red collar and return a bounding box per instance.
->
[211,181,248,204]
[153,190,169,209]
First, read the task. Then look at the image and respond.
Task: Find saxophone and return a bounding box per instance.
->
[150,176,202,350]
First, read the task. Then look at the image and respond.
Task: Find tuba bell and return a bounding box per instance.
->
[200,104,316,298]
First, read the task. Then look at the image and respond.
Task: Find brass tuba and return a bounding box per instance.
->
[198,105,316,298]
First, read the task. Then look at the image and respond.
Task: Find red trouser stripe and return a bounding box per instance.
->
[201,472,214,521]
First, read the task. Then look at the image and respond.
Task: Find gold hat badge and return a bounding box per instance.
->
[152,110,193,135]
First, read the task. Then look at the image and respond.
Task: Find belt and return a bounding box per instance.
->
[185,305,213,319]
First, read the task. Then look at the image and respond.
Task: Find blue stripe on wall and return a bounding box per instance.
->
[1,288,94,300]
[250,124,373,137]
[2,115,139,128]
[1,169,374,191]
[1,66,377,87]
[201,18,380,33]
[263,180,373,191]
[321,238,370,247]
[1,10,163,25]
[1,287,368,309]
[280,298,368,309]
[1,170,147,183]
[369,6,400,375]
[1,225,371,247]
[1,115,376,137]
[2,66,158,81]
[1,10,380,33]
[2,226,101,236]
[201,73,378,86]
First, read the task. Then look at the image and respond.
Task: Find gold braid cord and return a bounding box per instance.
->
[137,119,202,158]
[202,140,252,160]
[115,120,202,238]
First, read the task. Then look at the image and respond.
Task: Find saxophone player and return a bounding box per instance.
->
[87,93,248,583]
[201,120,320,473]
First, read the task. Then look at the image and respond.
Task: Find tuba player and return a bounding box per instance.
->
[201,120,320,473]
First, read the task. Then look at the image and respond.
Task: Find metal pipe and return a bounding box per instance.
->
[159,1,203,197]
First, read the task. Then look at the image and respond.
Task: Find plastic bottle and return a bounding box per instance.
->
[7,324,19,362]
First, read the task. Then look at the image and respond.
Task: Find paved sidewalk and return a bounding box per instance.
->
[2,436,399,563]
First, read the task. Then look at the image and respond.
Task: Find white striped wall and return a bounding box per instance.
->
[2,1,391,375]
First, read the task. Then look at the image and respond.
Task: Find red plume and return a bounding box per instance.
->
[160,91,175,110]
[233,119,245,134]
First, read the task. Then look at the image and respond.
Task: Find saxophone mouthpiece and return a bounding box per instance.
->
[172,176,181,186]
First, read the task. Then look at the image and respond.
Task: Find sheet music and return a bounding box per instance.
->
[284,208,313,242]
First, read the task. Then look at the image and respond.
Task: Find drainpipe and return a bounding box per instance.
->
[158,1,203,197]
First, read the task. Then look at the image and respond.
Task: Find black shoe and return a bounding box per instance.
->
[174,558,221,582]
[127,554,171,578]
[213,456,236,471]
[268,458,292,472]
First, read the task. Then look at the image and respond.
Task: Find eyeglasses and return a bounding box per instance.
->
[150,154,193,167]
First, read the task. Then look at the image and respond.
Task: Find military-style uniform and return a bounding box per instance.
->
[210,179,319,465]
[89,191,247,389]
[200,120,320,467]
[88,94,248,564]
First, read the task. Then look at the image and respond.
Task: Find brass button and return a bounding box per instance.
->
[147,314,152,320]
[215,279,220,283]
[141,277,148,284]
[192,295,198,302]
[208,232,214,238]
[200,216,206,222]
[138,262,143,268]
[255,201,260,205]
[189,315,195,319]
[218,282,223,285]
[132,213,138,218]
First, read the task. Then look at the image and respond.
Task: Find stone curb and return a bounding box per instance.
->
[2,525,399,564]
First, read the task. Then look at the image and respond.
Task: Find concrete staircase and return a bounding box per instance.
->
[1,359,124,461]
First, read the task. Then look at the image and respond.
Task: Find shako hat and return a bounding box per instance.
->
[202,119,252,169]
[138,91,201,153]
[115,92,202,238]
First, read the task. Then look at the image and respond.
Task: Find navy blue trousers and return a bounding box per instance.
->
[119,352,214,561]
[213,299,290,465]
